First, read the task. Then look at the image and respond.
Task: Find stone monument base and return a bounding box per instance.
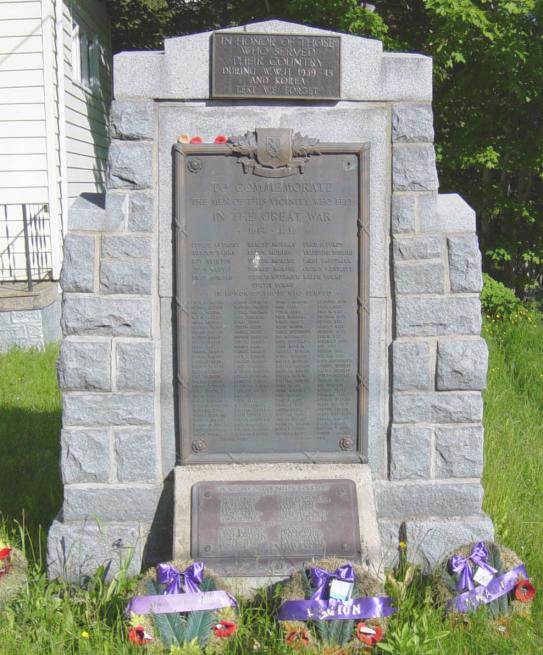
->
[174,464,380,596]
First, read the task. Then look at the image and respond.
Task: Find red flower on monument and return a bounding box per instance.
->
[212,620,237,638]
[285,627,311,648]
[514,580,536,603]
[0,548,12,561]
[128,625,152,645]
[214,135,228,144]
[190,136,203,144]
[356,622,383,646]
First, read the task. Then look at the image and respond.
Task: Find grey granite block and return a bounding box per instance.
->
[61,235,95,293]
[129,192,154,232]
[393,391,483,423]
[100,260,152,295]
[421,194,476,233]
[392,104,434,143]
[63,393,154,427]
[61,429,110,483]
[393,144,439,191]
[62,296,152,337]
[448,235,483,293]
[58,341,111,391]
[435,425,484,478]
[115,428,157,482]
[391,193,416,234]
[63,485,161,521]
[394,261,444,294]
[116,341,155,391]
[437,338,488,390]
[111,100,154,140]
[393,235,443,261]
[101,236,151,260]
[396,296,482,337]
[390,425,432,480]
[393,341,431,391]
[108,141,153,189]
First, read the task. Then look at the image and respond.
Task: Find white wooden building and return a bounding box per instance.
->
[0,0,112,283]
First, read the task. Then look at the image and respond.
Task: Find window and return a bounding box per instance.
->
[71,19,99,91]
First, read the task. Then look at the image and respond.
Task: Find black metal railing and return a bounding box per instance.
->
[0,203,53,291]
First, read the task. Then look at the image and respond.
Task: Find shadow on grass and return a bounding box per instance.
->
[0,408,62,541]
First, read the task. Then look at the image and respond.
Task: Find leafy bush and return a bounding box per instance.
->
[480,274,521,319]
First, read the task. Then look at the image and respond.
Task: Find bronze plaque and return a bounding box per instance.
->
[211,32,341,100]
[175,129,369,464]
[191,479,361,575]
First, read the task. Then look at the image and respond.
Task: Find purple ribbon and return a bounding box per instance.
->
[450,564,528,613]
[157,562,204,595]
[450,542,498,591]
[277,563,396,622]
[126,561,237,616]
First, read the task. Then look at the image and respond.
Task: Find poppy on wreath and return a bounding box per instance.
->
[128,625,153,645]
[514,580,536,603]
[190,136,203,144]
[356,622,384,646]
[0,547,12,561]
[212,620,237,638]
[214,135,228,144]
[285,628,311,648]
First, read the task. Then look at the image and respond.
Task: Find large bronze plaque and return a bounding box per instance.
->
[175,130,369,463]
[211,32,341,100]
[191,479,361,575]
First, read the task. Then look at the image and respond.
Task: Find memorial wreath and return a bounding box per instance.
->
[277,557,395,651]
[433,541,535,618]
[0,542,27,607]
[126,560,238,652]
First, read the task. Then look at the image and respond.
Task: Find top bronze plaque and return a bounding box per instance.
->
[211,32,341,100]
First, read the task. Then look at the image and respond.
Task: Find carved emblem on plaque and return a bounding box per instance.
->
[230,128,319,178]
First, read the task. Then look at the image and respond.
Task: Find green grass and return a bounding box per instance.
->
[0,312,541,654]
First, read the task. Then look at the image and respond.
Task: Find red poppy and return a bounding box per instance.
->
[128,625,152,645]
[285,628,311,647]
[190,136,203,144]
[356,622,384,646]
[212,620,237,638]
[0,548,12,561]
[514,580,536,603]
[214,135,228,144]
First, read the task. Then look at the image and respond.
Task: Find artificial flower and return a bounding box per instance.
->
[178,134,190,143]
[0,547,12,561]
[214,135,228,144]
[356,622,383,646]
[212,620,237,638]
[128,625,153,645]
[514,580,536,603]
[190,136,203,144]
[285,628,311,647]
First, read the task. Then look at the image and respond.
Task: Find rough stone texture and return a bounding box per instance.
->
[392,144,439,191]
[115,429,157,482]
[101,235,151,259]
[392,104,434,143]
[391,193,416,234]
[116,341,155,391]
[100,260,152,295]
[61,429,110,483]
[396,296,482,337]
[63,485,162,521]
[375,481,484,519]
[104,191,129,229]
[61,235,95,292]
[392,341,431,391]
[394,261,444,294]
[393,391,483,424]
[111,100,154,140]
[390,426,432,480]
[62,296,152,337]
[393,235,442,261]
[435,426,484,478]
[448,235,483,293]
[437,338,488,390]
[421,193,476,233]
[58,341,111,391]
[0,298,61,352]
[379,515,494,570]
[63,393,154,427]
[47,519,147,580]
[129,192,154,232]
[108,141,153,189]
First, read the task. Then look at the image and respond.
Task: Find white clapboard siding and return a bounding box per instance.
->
[0,2,42,20]
[0,120,46,137]
[0,136,46,154]
[64,0,111,200]
[0,171,48,188]
[0,154,48,171]
[0,35,43,54]
[0,103,45,121]
[0,68,44,87]
[0,188,47,204]
[0,86,45,104]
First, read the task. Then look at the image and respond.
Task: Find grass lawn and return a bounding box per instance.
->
[0,312,541,654]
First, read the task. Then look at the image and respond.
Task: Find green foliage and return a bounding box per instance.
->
[377,610,450,655]
[481,273,522,319]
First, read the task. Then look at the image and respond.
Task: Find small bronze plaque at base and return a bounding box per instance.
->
[191,479,361,576]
